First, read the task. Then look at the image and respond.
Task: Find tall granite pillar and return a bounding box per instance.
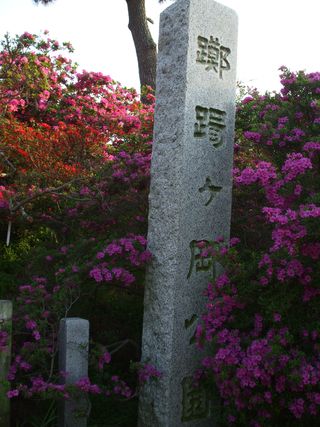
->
[139,0,238,426]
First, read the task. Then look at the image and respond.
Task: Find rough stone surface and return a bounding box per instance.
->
[58,318,89,427]
[138,0,238,426]
[0,300,12,427]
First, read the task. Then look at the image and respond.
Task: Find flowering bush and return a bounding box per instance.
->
[0,31,156,425]
[0,32,153,234]
[197,68,320,426]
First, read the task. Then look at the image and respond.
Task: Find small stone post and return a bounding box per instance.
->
[58,318,89,427]
[0,300,13,427]
[139,0,238,426]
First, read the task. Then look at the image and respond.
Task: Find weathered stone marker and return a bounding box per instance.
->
[0,300,13,427]
[138,0,238,426]
[58,318,89,427]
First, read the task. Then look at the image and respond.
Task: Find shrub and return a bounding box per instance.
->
[0,31,156,425]
[197,68,320,426]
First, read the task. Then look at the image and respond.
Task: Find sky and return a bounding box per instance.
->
[0,0,319,94]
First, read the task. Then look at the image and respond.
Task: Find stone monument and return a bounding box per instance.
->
[58,317,89,427]
[138,0,238,425]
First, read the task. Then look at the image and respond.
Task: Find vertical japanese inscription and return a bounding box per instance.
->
[194,106,226,148]
[199,177,222,206]
[196,35,231,78]
[187,240,214,279]
[184,314,198,345]
[182,377,209,422]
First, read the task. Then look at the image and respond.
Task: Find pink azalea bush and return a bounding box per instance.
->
[0,32,159,423]
[197,67,320,426]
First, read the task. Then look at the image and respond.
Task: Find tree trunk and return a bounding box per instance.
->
[126,0,157,90]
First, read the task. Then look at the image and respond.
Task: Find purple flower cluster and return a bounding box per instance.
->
[198,68,320,425]
[89,235,151,287]
[0,330,9,352]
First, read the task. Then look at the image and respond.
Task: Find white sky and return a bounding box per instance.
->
[0,0,319,93]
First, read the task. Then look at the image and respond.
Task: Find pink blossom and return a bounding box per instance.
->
[7,389,19,399]
[98,351,111,370]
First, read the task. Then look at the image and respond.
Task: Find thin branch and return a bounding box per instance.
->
[0,150,17,174]
[11,178,83,213]
[108,338,139,355]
